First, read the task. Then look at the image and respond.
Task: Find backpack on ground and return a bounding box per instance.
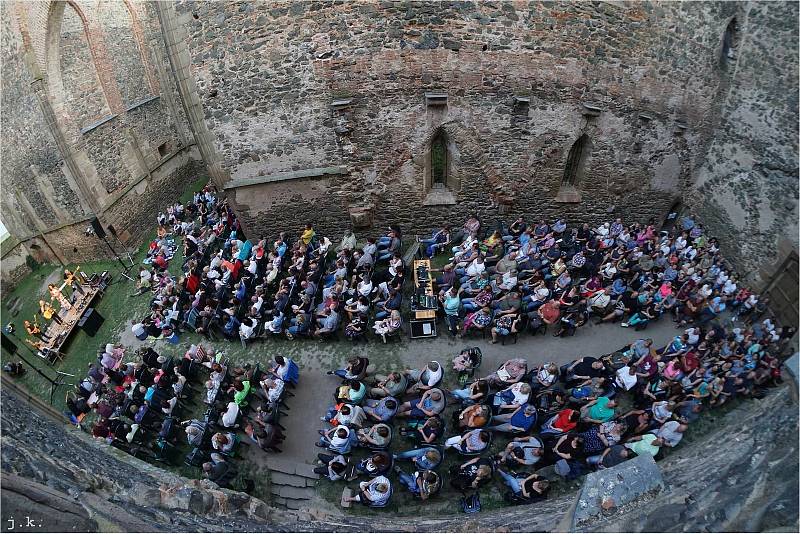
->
[460,492,481,514]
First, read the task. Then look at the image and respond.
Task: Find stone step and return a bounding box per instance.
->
[294,462,321,480]
[271,471,309,488]
[270,484,314,500]
[266,457,298,475]
[266,457,319,480]
[402,241,421,265]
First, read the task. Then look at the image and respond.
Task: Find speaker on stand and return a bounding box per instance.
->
[1,332,17,354]
[90,217,134,282]
[108,224,135,269]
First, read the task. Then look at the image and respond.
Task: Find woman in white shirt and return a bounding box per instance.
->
[260,378,285,403]
[239,318,257,340]
[221,401,239,428]
[357,277,374,298]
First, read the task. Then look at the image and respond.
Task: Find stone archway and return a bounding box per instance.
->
[44,1,115,134]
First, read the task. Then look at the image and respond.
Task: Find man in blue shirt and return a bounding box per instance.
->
[314,305,340,337]
[485,403,537,434]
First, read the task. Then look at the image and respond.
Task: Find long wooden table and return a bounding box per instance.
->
[409,259,438,338]
[42,284,102,358]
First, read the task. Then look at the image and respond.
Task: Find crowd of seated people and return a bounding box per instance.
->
[130,186,414,347]
[72,181,794,509]
[64,336,299,489]
[311,213,793,508]
[317,309,786,508]
[426,213,791,348]
[131,183,793,355]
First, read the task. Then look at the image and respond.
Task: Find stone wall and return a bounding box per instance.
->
[0,0,205,278]
[1,379,797,532]
[0,239,32,296]
[98,0,156,109]
[2,0,797,292]
[0,2,83,234]
[689,1,799,287]
[175,0,747,242]
[57,2,112,130]
[101,146,206,244]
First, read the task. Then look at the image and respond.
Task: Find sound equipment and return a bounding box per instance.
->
[416,265,430,283]
[90,217,107,239]
[410,319,437,339]
[417,294,437,309]
[1,333,17,354]
[78,307,104,337]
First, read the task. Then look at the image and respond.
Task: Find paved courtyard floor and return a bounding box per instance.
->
[269,316,681,464]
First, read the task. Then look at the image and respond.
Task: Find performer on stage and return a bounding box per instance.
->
[24,316,51,342]
[39,299,64,325]
[48,283,72,311]
[65,268,85,295]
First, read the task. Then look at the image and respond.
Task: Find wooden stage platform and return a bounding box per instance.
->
[41,273,110,361]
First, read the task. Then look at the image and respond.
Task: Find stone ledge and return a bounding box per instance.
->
[224,167,347,190]
[573,453,664,529]
[125,95,160,113]
[422,188,457,206]
[80,114,118,135]
[555,187,582,203]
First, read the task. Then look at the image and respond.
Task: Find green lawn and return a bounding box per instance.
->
[0,177,208,411]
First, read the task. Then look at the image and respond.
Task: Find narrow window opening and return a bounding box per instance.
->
[721,19,738,66]
[158,142,169,158]
[556,134,589,203]
[423,128,458,205]
[562,134,588,188]
[431,132,447,188]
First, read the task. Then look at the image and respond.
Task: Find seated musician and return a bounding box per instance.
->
[39,300,63,325]
[24,317,50,342]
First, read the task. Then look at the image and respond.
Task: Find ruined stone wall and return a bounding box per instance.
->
[0,240,32,296]
[689,1,799,287]
[175,0,746,241]
[1,380,796,532]
[0,0,205,279]
[0,2,83,235]
[57,2,111,130]
[101,147,206,244]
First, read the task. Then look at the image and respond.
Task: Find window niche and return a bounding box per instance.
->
[423,129,458,206]
[157,142,170,158]
[555,134,590,203]
[721,18,739,67]
[430,131,448,188]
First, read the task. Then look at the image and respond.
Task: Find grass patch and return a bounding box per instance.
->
[0,177,209,411]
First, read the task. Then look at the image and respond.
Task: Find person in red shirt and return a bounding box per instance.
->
[538,299,561,325]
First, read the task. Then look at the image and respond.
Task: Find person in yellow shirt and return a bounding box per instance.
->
[39,300,63,325]
[300,224,315,246]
